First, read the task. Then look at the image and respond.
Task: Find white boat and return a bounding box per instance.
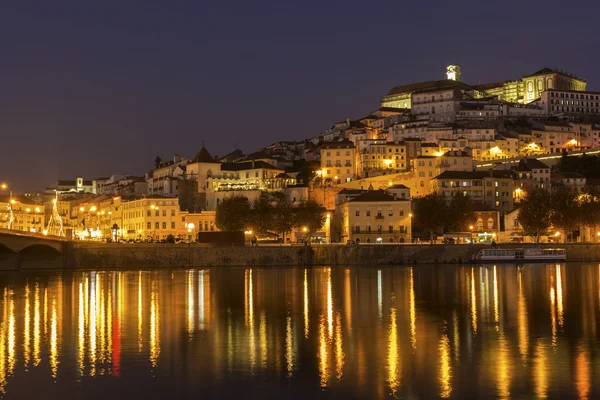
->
[474,247,566,262]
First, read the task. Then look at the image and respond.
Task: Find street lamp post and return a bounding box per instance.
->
[1,183,14,230]
[187,223,195,245]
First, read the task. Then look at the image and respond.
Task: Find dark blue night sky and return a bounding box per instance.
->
[1,0,598,191]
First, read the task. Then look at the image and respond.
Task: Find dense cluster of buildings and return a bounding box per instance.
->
[2,64,599,243]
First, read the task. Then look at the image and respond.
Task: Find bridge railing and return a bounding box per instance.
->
[0,228,68,242]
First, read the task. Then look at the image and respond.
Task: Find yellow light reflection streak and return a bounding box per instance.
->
[452,310,460,364]
[556,265,564,328]
[33,284,40,366]
[318,317,329,387]
[550,285,557,348]
[388,305,400,396]
[493,265,499,330]
[259,311,267,369]
[89,274,97,376]
[439,331,452,398]
[496,335,511,399]
[248,269,255,370]
[24,283,30,369]
[198,270,205,330]
[0,289,7,394]
[50,298,58,379]
[187,270,194,336]
[517,270,528,360]
[334,312,344,380]
[533,339,547,399]
[78,282,85,375]
[377,270,382,321]
[138,272,143,353]
[8,290,15,375]
[575,344,590,400]
[409,268,416,349]
[327,268,333,338]
[285,316,293,377]
[149,281,160,368]
[303,269,309,338]
[471,268,477,334]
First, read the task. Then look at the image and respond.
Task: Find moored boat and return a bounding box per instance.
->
[473,247,566,263]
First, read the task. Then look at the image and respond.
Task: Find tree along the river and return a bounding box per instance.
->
[517,188,552,243]
[215,196,252,232]
[413,192,447,244]
[445,192,475,233]
[550,185,581,242]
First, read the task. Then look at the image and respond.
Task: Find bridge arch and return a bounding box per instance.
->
[19,244,63,257]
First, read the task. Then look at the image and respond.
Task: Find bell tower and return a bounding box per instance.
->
[446,64,461,81]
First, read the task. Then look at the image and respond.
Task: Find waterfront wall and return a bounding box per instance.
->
[4,242,600,270]
[65,243,600,269]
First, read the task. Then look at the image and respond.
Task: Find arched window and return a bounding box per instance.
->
[487,218,495,230]
[527,82,533,92]
[538,80,544,91]
[207,169,212,178]
[547,78,553,89]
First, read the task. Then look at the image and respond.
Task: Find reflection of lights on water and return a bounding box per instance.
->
[517,270,528,360]
[496,335,511,399]
[452,311,460,364]
[549,285,557,348]
[439,331,452,398]
[409,268,416,350]
[377,270,382,321]
[318,317,329,387]
[575,345,590,400]
[259,311,267,369]
[33,284,41,367]
[50,298,58,379]
[285,316,294,377]
[493,265,499,329]
[344,269,352,331]
[149,282,160,368]
[556,265,564,327]
[334,312,344,380]
[0,289,8,394]
[8,290,15,375]
[187,270,194,336]
[247,269,256,370]
[198,270,205,330]
[78,282,85,375]
[24,283,30,369]
[89,274,97,376]
[533,339,547,399]
[303,269,309,339]
[470,268,477,335]
[138,272,143,353]
[387,305,400,395]
[326,268,333,338]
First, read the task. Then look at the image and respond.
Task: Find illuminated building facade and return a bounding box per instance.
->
[430,170,516,214]
[381,65,587,109]
[0,196,45,233]
[337,189,412,244]
[320,141,357,184]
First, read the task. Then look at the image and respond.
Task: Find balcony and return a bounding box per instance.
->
[375,215,384,220]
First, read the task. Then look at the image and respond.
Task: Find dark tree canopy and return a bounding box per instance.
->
[215,196,252,232]
[413,192,447,243]
[445,193,475,232]
[517,188,552,243]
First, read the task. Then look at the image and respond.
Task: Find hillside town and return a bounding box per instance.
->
[2,65,600,244]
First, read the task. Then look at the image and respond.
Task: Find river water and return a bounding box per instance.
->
[0,264,598,399]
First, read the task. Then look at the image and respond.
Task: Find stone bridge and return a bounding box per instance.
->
[0,229,67,270]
